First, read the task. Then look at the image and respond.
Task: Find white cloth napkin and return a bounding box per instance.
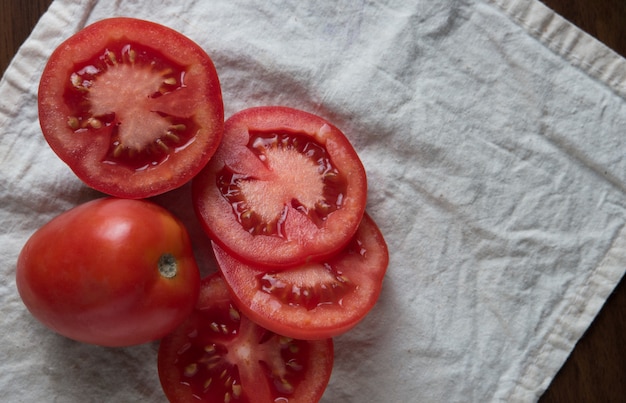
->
[2,0,625,401]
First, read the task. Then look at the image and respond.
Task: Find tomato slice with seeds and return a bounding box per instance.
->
[192,106,367,269]
[213,212,389,340]
[38,17,224,198]
[158,273,334,402]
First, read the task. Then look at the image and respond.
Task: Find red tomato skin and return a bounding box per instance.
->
[214,212,389,340]
[158,273,334,403]
[16,198,201,347]
[38,17,224,199]
[193,106,367,269]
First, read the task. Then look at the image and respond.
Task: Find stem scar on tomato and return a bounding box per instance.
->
[158,253,178,279]
[217,131,348,238]
[63,42,197,171]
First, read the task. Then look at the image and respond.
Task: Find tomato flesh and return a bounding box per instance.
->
[64,41,198,171]
[217,131,347,237]
[38,18,224,198]
[158,274,334,402]
[258,267,356,311]
[193,106,367,268]
[214,213,389,340]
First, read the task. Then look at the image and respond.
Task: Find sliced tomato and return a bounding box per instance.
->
[158,273,333,402]
[193,106,367,269]
[213,212,388,340]
[38,17,223,198]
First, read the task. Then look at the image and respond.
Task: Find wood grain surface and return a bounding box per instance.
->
[0,0,53,75]
[1,1,624,402]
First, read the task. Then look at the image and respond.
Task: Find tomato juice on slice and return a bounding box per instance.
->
[38,17,224,198]
[157,273,334,402]
[213,212,389,340]
[193,106,367,269]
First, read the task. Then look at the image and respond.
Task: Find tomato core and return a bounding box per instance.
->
[63,41,197,171]
[217,131,347,237]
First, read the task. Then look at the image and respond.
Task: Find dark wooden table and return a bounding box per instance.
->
[1,1,624,401]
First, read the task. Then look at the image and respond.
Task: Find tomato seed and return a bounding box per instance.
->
[279,336,293,345]
[112,143,125,158]
[275,378,294,394]
[201,355,221,367]
[170,123,186,131]
[155,139,169,153]
[232,384,242,398]
[127,49,137,63]
[106,50,118,65]
[184,363,198,377]
[164,131,181,142]
[87,117,102,129]
[240,210,253,220]
[228,305,241,322]
[286,359,303,372]
[67,117,80,130]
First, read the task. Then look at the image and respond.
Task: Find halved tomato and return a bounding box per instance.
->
[193,106,367,269]
[213,212,389,340]
[38,17,223,198]
[158,273,334,402]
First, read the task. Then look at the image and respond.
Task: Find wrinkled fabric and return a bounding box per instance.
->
[1,0,625,401]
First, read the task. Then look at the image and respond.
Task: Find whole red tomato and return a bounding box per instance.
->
[15,198,201,347]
